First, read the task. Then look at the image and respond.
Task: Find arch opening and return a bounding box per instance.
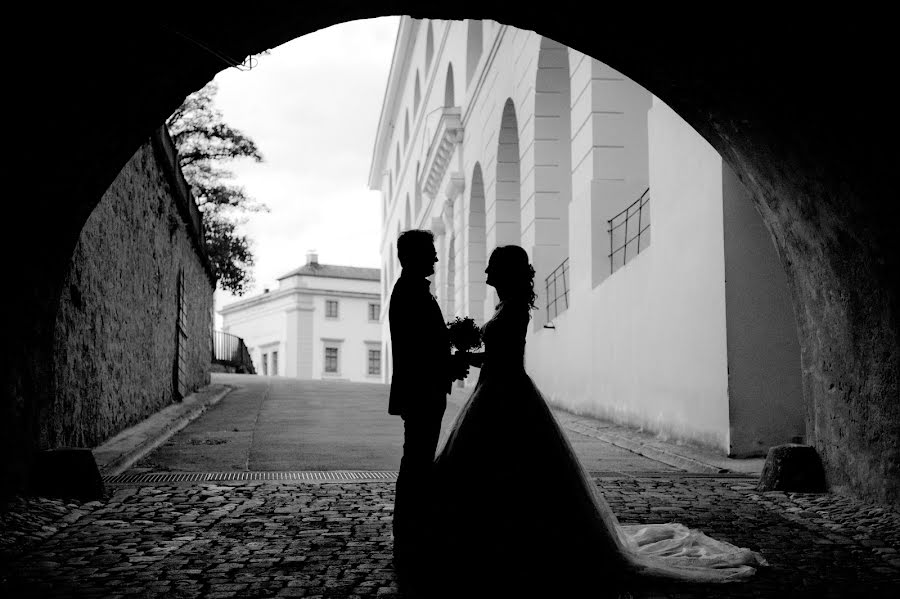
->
[425,23,435,74]
[468,164,487,324]
[466,20,483,86]
[487,98,522,315]
[8,10,898,505]
[444,63,456,108]
[527,37,572,329]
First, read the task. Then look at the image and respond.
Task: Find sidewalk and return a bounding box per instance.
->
[92,383,233,476]
[552,407,765,475]
[96,379,760,481]
[448,386,764,476]
[3,473,899,598]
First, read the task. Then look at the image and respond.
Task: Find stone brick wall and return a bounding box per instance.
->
[47,135,214,448]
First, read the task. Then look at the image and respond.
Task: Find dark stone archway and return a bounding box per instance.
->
[6,4,897,503]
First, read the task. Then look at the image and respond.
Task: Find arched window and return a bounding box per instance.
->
[468,163,487,323]
[386,245,393,287]
[405,194,411,229]
[495,98,521,247]
[404,110,410,148]
[414,162,422,216]
[425,23,434,74]
[444,63,455,108]
[414,72,421,115]
[531,37,572,327]
[466,21,483,86]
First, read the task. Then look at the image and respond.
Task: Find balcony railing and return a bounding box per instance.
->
[545,257,570,323]
[608,188,650,274]
[212,331,256,374]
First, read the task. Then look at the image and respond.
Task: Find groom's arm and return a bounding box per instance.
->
[448,353,470,383]
[464,352,485,369]
[389,284,435,386]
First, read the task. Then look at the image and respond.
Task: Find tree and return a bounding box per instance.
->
[166,82,266,295]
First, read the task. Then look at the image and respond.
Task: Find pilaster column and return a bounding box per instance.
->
[430,216,445,302]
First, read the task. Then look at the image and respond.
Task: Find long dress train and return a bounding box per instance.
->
[429,301,767,594]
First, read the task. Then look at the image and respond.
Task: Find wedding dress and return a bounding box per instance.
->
[430,301,767,594]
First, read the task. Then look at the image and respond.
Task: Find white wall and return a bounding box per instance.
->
[529,97,732,452]
[312,294,383,381]
[221,276,382,382]
[221,292,291,376]
[722,161,805,456]
[376,22,804,454]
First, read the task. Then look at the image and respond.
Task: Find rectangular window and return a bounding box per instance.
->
[368,349,381,376]
[271,351,278,376]
[262,352,269,376]
[325,347,339,373]
[368,303,381,322]
[326,300,339,318]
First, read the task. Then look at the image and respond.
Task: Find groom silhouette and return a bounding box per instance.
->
[389,229,468,588]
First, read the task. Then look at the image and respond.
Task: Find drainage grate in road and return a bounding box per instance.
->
[104,471,399,484]
[103,470,755,485]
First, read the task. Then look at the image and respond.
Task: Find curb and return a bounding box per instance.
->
[555,415,734,475]
[450,387,733,475]
[567,421,726,474]
[93,384,234,476]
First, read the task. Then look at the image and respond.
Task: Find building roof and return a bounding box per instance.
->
[277,263,381,282]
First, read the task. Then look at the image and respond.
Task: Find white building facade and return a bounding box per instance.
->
[220,253,382,383]
[369,18,804,458]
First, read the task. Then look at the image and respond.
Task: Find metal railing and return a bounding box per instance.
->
[212,331,256,374]
[545,257,570,323]
[608,188,650,274]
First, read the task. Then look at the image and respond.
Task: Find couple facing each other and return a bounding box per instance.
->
[388,229,767,597]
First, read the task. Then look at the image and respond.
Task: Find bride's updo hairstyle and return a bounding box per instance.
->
[489,245,538,314]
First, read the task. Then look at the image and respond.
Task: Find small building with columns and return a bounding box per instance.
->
[369,18,804,458]
[220,253,382,382]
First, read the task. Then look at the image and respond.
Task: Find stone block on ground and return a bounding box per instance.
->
[31,448,105,501]
[757,443,827,492]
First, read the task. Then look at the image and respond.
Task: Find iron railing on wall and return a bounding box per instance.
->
[212,330,256,374]
[545,257,570,323]
[608,188,650,274]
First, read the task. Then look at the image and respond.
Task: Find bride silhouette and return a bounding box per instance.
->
[424,245,767,597]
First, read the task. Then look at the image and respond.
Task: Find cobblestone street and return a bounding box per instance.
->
[3,378,899,597]
[3,475,899,598]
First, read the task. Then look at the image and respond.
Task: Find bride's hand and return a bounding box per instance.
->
[465,352,485,368]
[449,352,470,381]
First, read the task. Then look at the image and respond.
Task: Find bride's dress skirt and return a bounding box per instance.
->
[430,368,767,593]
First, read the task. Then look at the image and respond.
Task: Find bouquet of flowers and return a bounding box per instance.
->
[446,316,483,354]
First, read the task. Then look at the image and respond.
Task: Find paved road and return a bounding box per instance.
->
[134,373,674,473]
[4,477,899,598]
[6,378,899,598]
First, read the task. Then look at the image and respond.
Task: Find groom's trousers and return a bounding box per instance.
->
[393,399,446,567]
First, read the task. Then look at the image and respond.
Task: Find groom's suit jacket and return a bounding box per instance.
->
[388,271,451,417]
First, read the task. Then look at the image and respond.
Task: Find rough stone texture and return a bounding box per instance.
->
[757,444,826,493]
[5,6,898,505]
[48,139,214,450]
[1,478,899,598]
[32,449,105,501]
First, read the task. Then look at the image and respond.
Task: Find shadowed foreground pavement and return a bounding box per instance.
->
[2,377,898,597]
[2,477,898,598]
[134,374,674,474]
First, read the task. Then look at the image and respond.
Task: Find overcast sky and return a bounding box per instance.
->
[210,17,399,319]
